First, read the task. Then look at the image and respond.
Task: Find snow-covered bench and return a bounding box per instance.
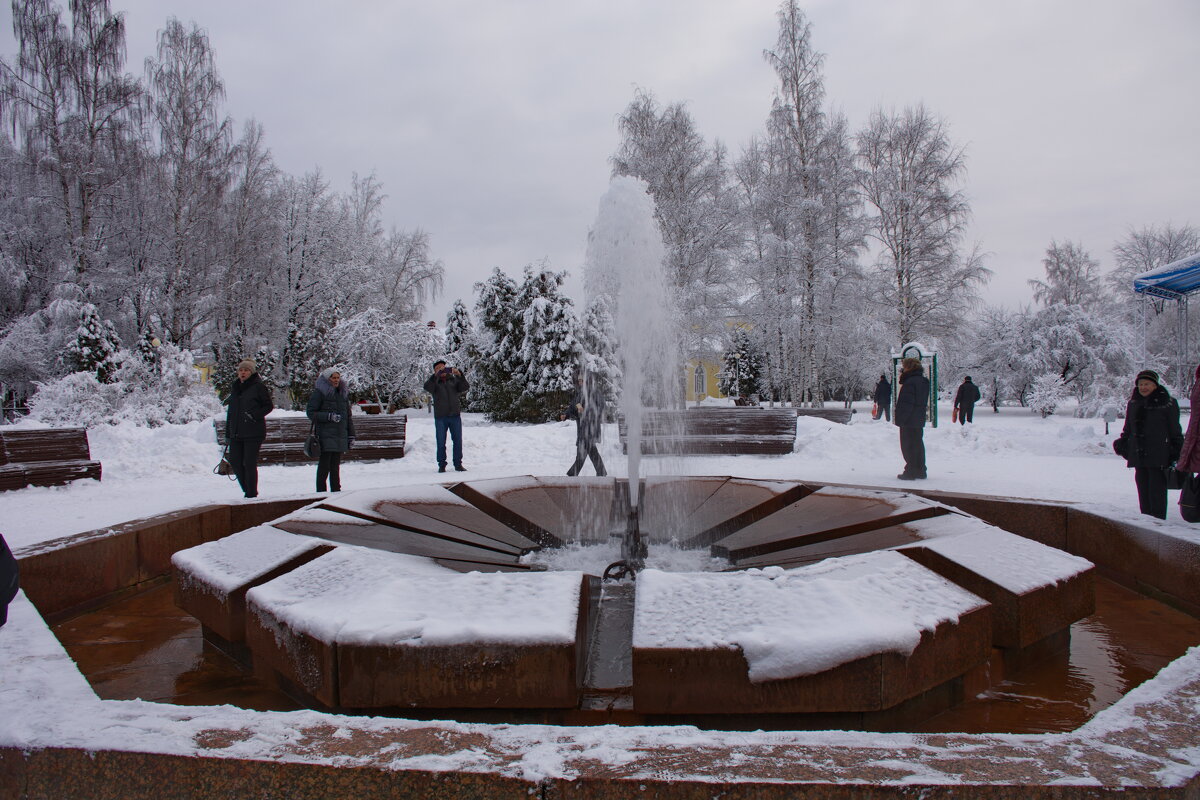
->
[213,414,406,465]
[618,407,797,455]
[0,428,102,491]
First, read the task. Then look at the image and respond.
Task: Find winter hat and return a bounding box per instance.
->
[237,359,256,372]
[319,367,340,380]
[1136,369,1160,386]
[964,375,972,382]
[433,359,447,370]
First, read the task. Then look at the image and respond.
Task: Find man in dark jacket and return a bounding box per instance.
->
[873,374,892,421]
[954,376,981,425]
[566,372,606,477]
[225,359,273,498]
[1114,369,1183,519]
[894,357,930,480]
[424,360,469,473]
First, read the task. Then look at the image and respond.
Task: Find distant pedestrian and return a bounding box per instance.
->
[566,372,606,477]
[895,357,930,480]
[224,359,273,498]
[1113,369,1182,520]
[424,359,469,473]
[873,374,892,421]
[954,376,981,425]
[306,368,355,493]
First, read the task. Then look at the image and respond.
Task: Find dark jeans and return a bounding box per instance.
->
[899,426,926,477]
[435,414,464,468]
[568,436,606,477]
[873,402,891,421]
[958,403,975,424]
[317,451,343,492]
[229,438,262,497]
[1134,466,1168,519]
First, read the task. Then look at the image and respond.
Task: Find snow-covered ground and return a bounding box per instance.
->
[5,400,1200,789]
[0,400,1174,553]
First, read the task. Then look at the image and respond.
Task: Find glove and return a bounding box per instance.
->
[1113,438,1126,457]
[329,413,341,422]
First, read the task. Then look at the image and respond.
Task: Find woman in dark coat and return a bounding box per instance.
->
[894,358,930,480]
[306,367,355,492]
[224,359,273,498]
[566,372,606,477]
[1175,365,1200,474]
[873,374,892,421]
[1114,369,1183,519]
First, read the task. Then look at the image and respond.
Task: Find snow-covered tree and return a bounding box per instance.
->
[857,104,989,345]
[472,267,523,419]
[518,266,578,420]
[64,304,123,383]
[1028,240,1105,309]
[718,326,764,400]
[577,295,621,415]
[1027,373,1068,418]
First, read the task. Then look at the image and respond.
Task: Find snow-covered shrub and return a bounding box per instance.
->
[29,344,220,427]
[1027,373,1068,418]
[29,371,122,427]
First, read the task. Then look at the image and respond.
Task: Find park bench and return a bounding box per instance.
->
[214,414,407,465]
[0,428,102,491]
[795,408,855,424]
[618,407,797,455]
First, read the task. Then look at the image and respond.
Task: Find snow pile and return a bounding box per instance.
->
[633,551,986,682]
[248,545,584,646]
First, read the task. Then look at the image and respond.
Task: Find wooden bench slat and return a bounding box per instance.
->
[618,408,798,455]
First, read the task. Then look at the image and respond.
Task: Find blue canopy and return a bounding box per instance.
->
[1133,251,1200,299]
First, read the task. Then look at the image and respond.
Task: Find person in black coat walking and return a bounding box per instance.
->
[224,359,273,498]
[423,360,469,473]
[873,374,892,421]
[895,357,930,480]
[1113,369,1183,519]
[954,376,981,425]
[566,372,606,477]
[306,367,355,492]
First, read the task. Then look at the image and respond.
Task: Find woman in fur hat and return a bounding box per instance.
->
[1113,369,1182,519]
[306,367,355,492]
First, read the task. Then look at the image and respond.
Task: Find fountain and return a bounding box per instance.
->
[7,179,1200,795]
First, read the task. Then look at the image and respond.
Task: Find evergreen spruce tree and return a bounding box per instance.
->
[719,327,764,401]
[64,304,122,383]
[444,299,479,411]
[136,330,160,367]
[518,265,578,421]
[578,295,621,416]
[473,268,523,420]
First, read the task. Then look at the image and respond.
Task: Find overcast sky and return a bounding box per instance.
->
[4,0,1198,325]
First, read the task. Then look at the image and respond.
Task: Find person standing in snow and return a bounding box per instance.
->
[872,374,892,421]
[224,359,273,498]
[566,371,606,477]
[424,359,469,473]
[0,532,17,628]
[306,367,355,492]
[953,376,981,425]
[894,357,930,480]
[1174,365,1200,477]
[1113,369,1182,520]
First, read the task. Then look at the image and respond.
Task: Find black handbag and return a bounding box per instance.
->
[1181,473,1200,523]
[303,423,321,459]
[1165,467,1186,491]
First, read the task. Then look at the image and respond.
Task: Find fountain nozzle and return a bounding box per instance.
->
[602,508,648,581]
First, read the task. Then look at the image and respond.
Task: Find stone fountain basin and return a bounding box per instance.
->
[170,477,1094,718]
